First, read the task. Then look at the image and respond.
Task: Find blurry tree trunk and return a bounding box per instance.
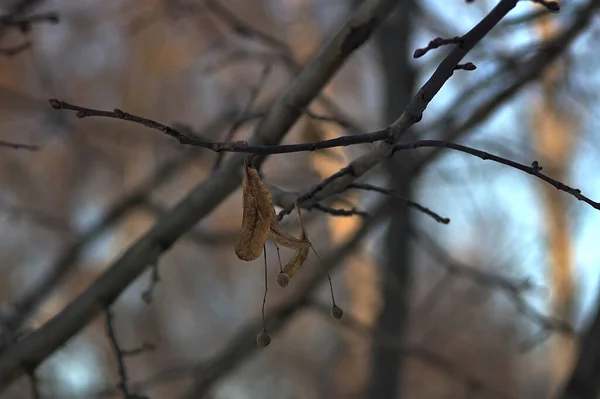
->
[368,1,416,398]
[530,3,577,394]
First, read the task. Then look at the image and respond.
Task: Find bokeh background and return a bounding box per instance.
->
[0,0,598,398]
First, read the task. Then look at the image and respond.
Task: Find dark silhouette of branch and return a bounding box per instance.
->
[273,0,528,221]
[0,139,38,151]
[395,140,600,211]
[411,225,574,339]
[347,182,450,224]
[310,203,369,218]
[414,0,600,171]
[0,12,58,28]
[0,7,58,57]
[0,0,46,39]
[105,309,149,399]
[309,301,516,399]
[48,98,392,154]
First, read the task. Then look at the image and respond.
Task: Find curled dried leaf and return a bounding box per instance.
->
[235,163,276,261]
[281,232,310,280]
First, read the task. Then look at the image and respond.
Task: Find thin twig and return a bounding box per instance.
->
[48,98,391,154]
[310,203,369,218]
[395,139,600,211]
[347,182,450,224]
[412,225,573,338]
[205,0,292,59]
[310,301,515,399]
[105,309,148,399]
[0,139,39,150]
[213,64,273,169]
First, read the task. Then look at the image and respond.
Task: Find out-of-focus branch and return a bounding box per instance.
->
[49,98,392,154]
[2,116,231,334]
[0,0,45,39]
[0,0,402,390]
[0,41,30,56]
[0,12,58,29]
[309,301,516,399]
[412,225,573,340]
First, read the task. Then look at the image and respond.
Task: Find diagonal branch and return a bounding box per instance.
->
[277,0,524,220]
[413,0,600,172]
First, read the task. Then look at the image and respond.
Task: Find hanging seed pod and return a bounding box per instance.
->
[331,305,344,321]
[276,272,290,287]
[256,330,272,348]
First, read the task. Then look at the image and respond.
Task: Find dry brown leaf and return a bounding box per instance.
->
[235,163,276,261]
[281,231,310,279]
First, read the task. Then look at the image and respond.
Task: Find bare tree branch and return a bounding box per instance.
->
[48,98,392,154]
[395,140,600,211]
[276,0,527,220]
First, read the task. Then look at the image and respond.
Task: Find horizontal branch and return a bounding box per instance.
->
[48,99,391,154]
[0,139,38,150]
[310,301,515,399]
